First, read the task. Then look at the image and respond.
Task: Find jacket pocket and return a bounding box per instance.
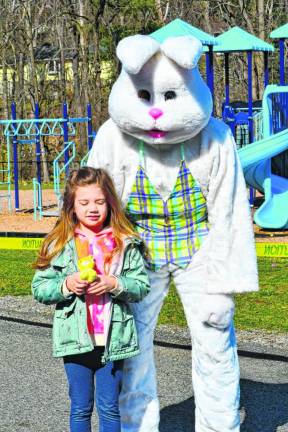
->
[109,304,138,352]
[54,301,79,346]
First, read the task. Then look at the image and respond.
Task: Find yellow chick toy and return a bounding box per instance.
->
[78,255,97,283]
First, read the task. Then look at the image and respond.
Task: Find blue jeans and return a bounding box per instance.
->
[64,347,122,432]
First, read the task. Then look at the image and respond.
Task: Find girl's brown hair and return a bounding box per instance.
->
[34,167,138,269]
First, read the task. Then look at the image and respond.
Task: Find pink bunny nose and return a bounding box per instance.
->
[149,108,163,120]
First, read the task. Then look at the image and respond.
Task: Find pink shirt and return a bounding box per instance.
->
[75,227,116,345]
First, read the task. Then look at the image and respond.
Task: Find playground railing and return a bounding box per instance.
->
[233,110,263,148]
[0,102,94,214]
[33,177,42,221]
[53,141,76,206]
[0,135,12,212]
[253,111,264,142]
[0,118,76,137]
[80,150,91,167]
[0,187,12,212]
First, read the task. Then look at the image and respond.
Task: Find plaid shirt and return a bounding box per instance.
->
[126,160,210,271]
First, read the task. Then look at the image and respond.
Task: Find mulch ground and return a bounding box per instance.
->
[0,189,287,242]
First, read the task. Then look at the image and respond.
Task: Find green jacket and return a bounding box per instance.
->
[31,237,150,363]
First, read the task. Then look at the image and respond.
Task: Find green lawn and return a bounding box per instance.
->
[0,250,37,296]
[159,257,288,332]
[0,250,287,332]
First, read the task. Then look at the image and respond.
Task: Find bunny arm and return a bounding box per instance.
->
[202,121,258,294]
[87,117,258,295]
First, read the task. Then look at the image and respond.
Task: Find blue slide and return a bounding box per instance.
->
[238,85,288,229]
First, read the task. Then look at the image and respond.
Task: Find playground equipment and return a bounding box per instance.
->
[213,26,274,145]
[270,23,288,86]
[0,124,12,212]
[53,140,76,208]
[33,177,42,221]
[0,102,94,216]
[212,24,288,227]
[239,85,288,229]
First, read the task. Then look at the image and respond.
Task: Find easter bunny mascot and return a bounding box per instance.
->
[88,34,258,432]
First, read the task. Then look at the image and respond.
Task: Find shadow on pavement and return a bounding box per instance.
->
[240,379,288,432]
[159,380,288,432]
[160,397,195,432]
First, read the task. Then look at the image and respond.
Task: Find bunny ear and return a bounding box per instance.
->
[161,36,203,69]
[116,35,160,74]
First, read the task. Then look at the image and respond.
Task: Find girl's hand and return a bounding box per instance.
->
[66,272,89,296]
[86,275,117,296]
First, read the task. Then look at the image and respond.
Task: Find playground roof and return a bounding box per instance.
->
[212,26,274,52]
[270,23,288,39]
[150,18,218,46]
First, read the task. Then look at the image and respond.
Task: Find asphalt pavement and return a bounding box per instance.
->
[0,312,288,431]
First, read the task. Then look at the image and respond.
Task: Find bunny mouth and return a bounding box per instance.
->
[147,129,167,138]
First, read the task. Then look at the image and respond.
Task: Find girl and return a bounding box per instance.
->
[32,167,150,432]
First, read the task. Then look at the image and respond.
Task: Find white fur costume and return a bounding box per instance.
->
[88,35,258,432]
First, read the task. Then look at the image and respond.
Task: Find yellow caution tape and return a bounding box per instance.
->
[255,243,288,257]
[0,237,43,250]
[0,237,287,258]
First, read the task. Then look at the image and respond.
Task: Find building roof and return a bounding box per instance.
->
[34,43,75,61]
[211,26,274,53]
[270,23,288,39]
[150,18,218,46]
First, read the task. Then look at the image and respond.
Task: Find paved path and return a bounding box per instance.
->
[0,315,288,432]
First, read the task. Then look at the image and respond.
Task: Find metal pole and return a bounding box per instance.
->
[35,103,41,184]
[264,52,269,88]
[11,102,19,211]
[34,103,42,210]
[87,103,93,150]
[63,102,69,177]
[247,51,254,143]
[279,39,285,85]
[205,52,210,87]
[205,46,214,114]
[224,53,230,105]
[209,45,214,111]
[247,51,255,207]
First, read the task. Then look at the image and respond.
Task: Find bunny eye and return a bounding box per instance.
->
[138,89,151,101]
[164,91,176,101]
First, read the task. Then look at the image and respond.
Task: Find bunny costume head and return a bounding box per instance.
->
[88,33,258,432]
[109,35,212,144]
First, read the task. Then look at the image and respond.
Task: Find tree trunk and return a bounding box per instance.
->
[56,18,67,102]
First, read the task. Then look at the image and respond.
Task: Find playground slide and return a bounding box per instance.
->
[238,128,288,229]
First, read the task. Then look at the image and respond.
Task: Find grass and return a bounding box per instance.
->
[0,250,37,296]
[159,257,288,332]
[234,258,288,332]
[0,250,287,332]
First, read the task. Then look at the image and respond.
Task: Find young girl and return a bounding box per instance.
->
[32,167,150,432]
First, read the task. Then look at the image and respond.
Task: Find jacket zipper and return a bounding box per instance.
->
[102,240,135,363]
[102,302,113,363]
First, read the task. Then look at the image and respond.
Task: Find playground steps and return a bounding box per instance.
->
[0,178,12,210]
[0,193,11,205]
